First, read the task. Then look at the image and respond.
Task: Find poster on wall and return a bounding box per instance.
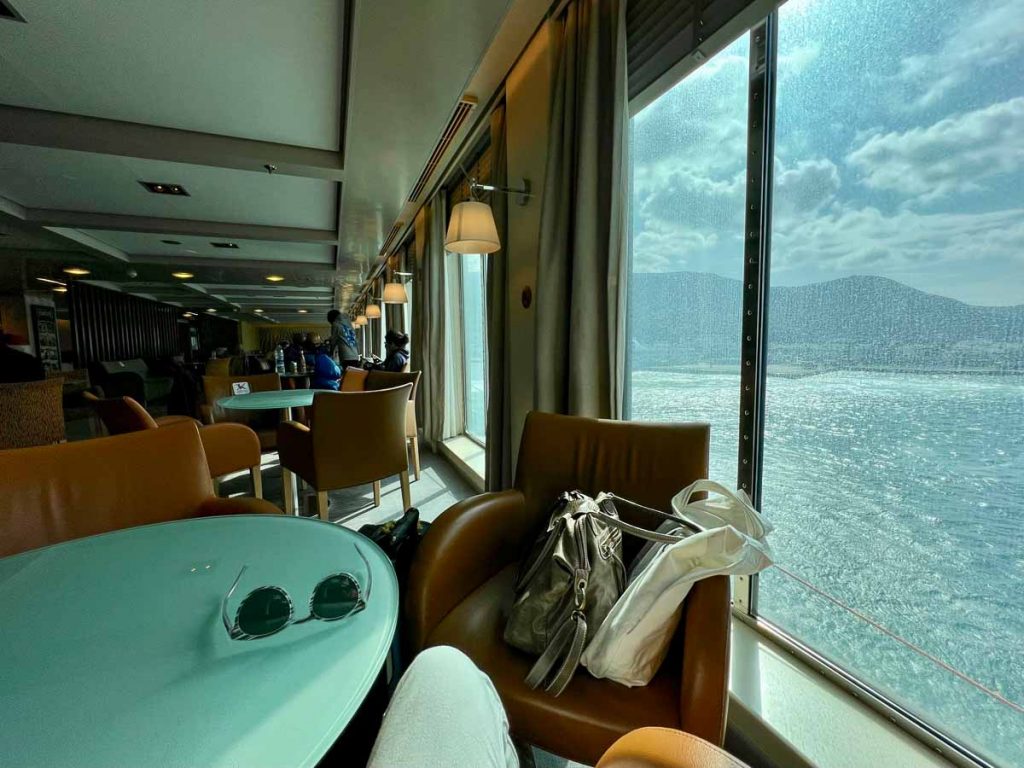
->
[31,304,62,372]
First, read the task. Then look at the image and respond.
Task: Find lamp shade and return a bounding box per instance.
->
[355,314,367,327]
[445,200,500,254]
[365,303,382,319]
[382,282,408,304]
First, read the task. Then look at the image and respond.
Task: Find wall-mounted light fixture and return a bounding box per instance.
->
[365,302,382,319]
[354,314,368,327]
[445,177,531,255]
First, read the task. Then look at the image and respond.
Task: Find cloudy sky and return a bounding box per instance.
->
[630,0,1024,306]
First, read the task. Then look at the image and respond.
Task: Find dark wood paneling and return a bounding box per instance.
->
[68,282,182,366]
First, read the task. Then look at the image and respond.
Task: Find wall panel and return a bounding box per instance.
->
[68,282,181,366]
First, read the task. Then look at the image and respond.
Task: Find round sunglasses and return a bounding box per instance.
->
[221,545,373,640]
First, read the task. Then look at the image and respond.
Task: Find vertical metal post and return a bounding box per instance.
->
[736,15,777,615]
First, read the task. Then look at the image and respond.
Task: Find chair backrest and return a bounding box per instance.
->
[97,359,149,377]
[203,373,281,422]
[0,422,215,557]
[340,366,368,392]
[365,369,421,401]
[514,412,710,536]
[205,358,231,377]
[0,378,66,450]
[89,395,159,435]
[309,384,413,487]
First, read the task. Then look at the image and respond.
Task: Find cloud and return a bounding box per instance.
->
[773,158,841,222]
[774,205,1024,275]
[896,0,1024,109]
[846,97,1024,202]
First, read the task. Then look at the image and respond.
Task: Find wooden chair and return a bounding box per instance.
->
[277,385,413,519]
[342,367,422,480]
[0,421,280,559]
[85,393,264,499]
[201,373,282,450]
[0,378,65,449]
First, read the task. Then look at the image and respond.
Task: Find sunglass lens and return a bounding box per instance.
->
[311,574,360,620]
[237,587,291,637]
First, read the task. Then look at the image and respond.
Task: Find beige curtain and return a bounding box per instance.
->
[534,0,629,419]
[411,195,447,449]
[485,103,513,491]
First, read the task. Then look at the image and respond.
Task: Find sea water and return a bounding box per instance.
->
[630,369,1024,766]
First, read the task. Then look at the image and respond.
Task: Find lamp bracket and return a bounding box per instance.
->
[471,177,532,206]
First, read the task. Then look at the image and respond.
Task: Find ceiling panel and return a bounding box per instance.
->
[0,145,338,230]
[0,0,342,150]
[82,231,335,265]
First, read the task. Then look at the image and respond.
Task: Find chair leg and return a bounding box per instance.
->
[316,491,329,522]
[410,436,421,481]
[373,480,381,507]
[250,464,263,499]
[400,470,411,511]
[283,469,296,516]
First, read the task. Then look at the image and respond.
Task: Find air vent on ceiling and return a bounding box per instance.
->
[379,222,404,257]
[139,181,189,196]
[211,242,239,249]
[0,0,26,22]
[406,96,477,203]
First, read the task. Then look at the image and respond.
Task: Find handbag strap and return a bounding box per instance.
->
[524,611,588,695]
[591,506,687,544]
[673,479,745,509]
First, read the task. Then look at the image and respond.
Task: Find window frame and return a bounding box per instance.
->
[459,253,487,447]
[626,12,1003,768]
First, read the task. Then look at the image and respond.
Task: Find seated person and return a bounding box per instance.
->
[283,333,306,368]
[304,338,341,391]
[381,329,410,372]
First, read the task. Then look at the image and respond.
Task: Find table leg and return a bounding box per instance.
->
[281,406,300,515]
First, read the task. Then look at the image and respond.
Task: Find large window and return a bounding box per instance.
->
[626,1,1024,764]
[627,32,750,487]
[461,254,487,443]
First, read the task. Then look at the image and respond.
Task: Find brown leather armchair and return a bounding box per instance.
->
[84,393,264,499]
[277,385,413,519]
[343,367,423,480]
[0,421,280,558]
[202,373,282,450]
[406,412,729,765]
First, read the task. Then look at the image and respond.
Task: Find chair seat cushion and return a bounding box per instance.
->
[425,565,682,765]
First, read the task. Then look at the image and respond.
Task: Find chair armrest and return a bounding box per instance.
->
[277,420,314,483]
[200,404,215,425]
[678,576,731,746]
[155,415,201,428]
[405,489,533,652]
[596,727,750,768]
[196,496,282,516]
[199,422,261,478]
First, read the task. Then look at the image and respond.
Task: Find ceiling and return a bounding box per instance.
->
[0,0,527,324]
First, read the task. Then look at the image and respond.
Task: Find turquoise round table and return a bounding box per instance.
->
[0,515,398,768]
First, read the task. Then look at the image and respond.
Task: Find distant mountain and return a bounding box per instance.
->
[629,272,1024,374]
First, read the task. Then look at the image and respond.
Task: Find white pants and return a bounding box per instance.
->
[368,646,520,768]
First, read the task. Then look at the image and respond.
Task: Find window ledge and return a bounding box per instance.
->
[728,617,954,768]
[439,435,485,493]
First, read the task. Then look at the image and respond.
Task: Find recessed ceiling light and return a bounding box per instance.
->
[253,309,264,314]
[171,271,194,279]
[52,287,68,294]
[206,308,217,313]
[297,309,308,314]
[63,266,90,276]
[265,275,285,282]
[36,277,66,287]
[182,311,197,318]
[211,242,239,249]
[161,239,182,245]
[140,181,189,196]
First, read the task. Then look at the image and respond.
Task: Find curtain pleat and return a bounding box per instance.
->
[484,103,513,491]
[412,196,447,449]
[534,0,629,419]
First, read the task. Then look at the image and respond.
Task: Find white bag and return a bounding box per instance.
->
[580,481,773,687]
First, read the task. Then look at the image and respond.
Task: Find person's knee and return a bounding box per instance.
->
[405,645,478,682]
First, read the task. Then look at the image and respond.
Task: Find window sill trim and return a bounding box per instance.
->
[439,435,485,494]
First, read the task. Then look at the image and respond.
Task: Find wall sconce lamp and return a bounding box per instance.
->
[445,177,531,255]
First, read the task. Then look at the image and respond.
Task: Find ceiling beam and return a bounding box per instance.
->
[0,194,131,264]
[25,209,338,244]
[128,253,336,273]
[0,105,344,181]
